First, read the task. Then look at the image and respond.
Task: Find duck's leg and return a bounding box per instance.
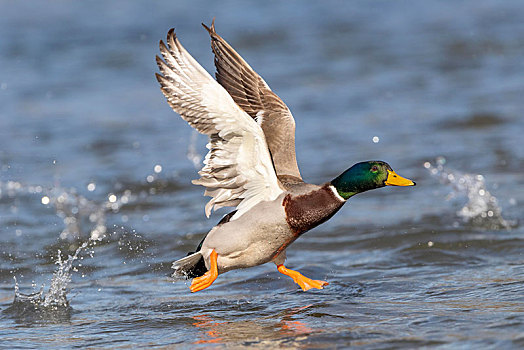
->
[277,264,329,291]
[190,249,218,292]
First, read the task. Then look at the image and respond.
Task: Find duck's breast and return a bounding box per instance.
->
[283,183,346,236]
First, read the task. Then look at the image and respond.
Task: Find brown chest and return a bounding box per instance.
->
[282,185,345,236]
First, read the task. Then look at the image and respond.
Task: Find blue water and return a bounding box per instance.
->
[1,0,523,348]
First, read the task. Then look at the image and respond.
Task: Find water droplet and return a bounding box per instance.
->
[436,156,446,165]
[423,162,431,169]
[427,241,434,247]
[372,136,380,143]
[87,183,96,191]
[146,175,154,183]
[41,196,50,205]
[478,189,485,196]
[154,164,162,173]
[108,194,117,203]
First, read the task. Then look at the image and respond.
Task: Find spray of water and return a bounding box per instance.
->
[0,179,144,315]
[424,157,514,230]
[2,164,163,319]
[44,242,88,306]
[11,242,88,310]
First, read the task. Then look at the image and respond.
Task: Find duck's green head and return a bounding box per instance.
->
[331,161,415,200]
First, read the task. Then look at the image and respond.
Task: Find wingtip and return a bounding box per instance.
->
[166,28,177,44]
[202,22,211,34]
[154,72,164,83]
[202,17,218,36]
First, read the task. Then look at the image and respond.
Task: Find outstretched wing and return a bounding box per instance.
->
[155,29,284,219]
[202,20,302,183]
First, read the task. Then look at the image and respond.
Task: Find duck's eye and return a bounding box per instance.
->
[371,165,378,172]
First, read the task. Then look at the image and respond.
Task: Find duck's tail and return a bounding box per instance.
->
[172,251,207,279]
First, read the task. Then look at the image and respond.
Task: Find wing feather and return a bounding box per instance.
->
[156,29,284,219]
[203,20,302,182]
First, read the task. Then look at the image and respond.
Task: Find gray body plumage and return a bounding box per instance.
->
[200,192,291,273]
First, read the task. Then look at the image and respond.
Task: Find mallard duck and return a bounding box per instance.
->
[155,20,415,292]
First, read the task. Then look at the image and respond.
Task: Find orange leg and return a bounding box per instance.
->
[190,250,218,292]
[277,264,329,291]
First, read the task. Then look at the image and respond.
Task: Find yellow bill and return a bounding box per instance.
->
[385,170,416,186]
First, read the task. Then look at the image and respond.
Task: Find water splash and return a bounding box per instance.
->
[424,157,513,230]
[1,180,127,319]
[15,243,86,307]
[3,243,88,323]
[1,178,154,321]
[45,242,88,306]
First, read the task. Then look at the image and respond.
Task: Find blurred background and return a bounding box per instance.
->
[1,0,523,348]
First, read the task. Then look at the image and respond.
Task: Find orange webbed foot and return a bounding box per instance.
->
[190,250,218,292]
[277,264,329,291]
